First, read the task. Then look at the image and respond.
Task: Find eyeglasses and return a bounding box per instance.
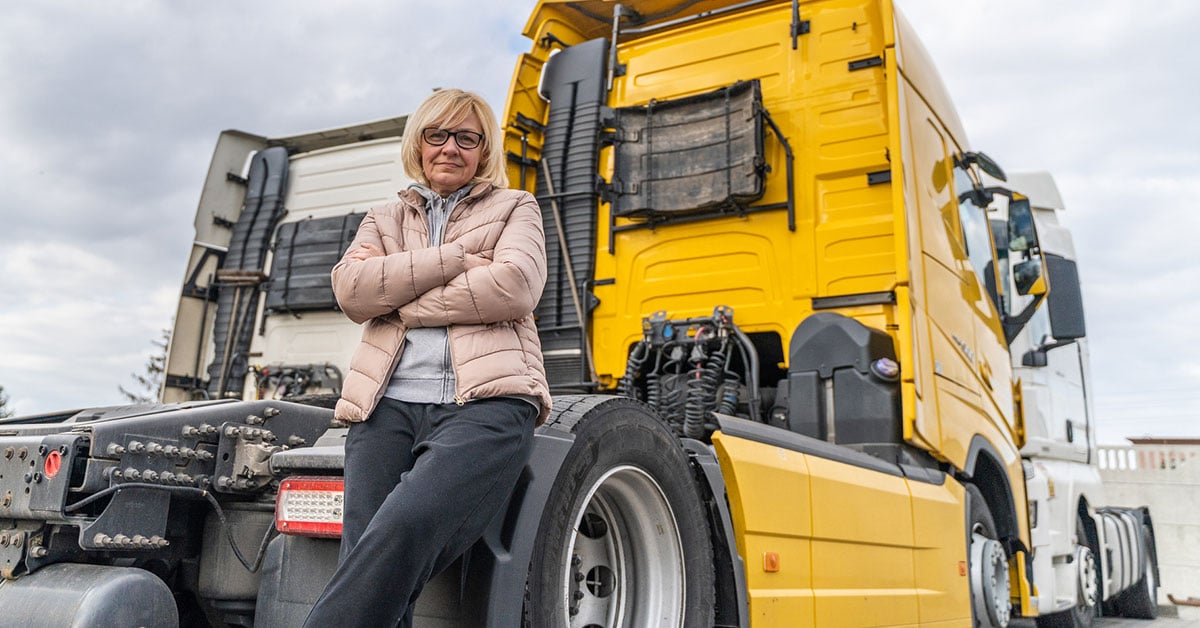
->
[421,127,483,150]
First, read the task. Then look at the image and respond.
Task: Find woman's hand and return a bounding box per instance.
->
[348,242,385,261]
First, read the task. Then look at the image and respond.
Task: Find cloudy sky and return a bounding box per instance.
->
[1,1,1196,444]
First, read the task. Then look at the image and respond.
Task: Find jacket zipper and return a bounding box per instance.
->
[447,332,465,405]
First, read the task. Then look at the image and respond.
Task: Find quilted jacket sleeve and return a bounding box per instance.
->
[398,193,546,327]
[331,209,469,324]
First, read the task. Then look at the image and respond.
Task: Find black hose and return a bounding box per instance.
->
[64,482,276,573]
[729,325,762,421]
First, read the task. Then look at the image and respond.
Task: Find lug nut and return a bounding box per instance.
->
[146,443,163,456]
[288,435,307,447]
[107,443,126,456]
[200,424,217,436]
[224,425,242,438]
[124,468,141,481]
[162,446,179,457]
[142,471,159,483]
[246,414,264,425]
[128,441,145,454]
[29,545,46,558]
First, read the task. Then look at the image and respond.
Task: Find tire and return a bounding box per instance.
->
[1112,523,1158,619]
[967,483,1011,628]
[1035,517,1098,628]
[524,396,715,628]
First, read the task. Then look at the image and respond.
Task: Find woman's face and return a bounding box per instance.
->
[421,112,483,196]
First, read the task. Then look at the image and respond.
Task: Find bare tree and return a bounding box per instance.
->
[0,384,13,419]
[120,328,171,404]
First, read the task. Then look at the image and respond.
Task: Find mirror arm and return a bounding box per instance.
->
[1037,337,1076,353]
[1003,294,1046,344]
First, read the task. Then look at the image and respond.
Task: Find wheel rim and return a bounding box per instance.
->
[1076,545,1099,608]
[561,465,685,628]
[970,526,1011,627]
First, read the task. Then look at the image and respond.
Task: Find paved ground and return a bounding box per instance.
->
[1010,605,1200,627]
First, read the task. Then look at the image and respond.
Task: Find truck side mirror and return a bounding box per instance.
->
[1007,198,1039,252]
[1013,258,1046,296]
[960,151,1008,182]
[1045,254,1086,340]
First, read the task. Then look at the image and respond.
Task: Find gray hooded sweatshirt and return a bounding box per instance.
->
[382,184,472,404]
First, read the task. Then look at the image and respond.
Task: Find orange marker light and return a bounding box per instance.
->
[958,561,967,576]
[764,551,781,572]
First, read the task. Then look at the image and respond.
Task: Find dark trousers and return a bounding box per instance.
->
[303,396,536,628]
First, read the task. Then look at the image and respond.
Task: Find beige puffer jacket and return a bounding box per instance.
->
[330,183,551,425]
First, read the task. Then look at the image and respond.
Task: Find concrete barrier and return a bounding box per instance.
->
[1099,444,1200,605]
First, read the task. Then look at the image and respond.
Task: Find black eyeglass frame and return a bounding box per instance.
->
[421,127,484,150]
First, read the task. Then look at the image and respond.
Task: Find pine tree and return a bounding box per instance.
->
[119,328,171,404]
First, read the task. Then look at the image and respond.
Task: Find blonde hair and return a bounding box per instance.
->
[401,88,508,189]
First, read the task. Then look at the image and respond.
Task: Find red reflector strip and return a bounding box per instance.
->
[276,476,344,539]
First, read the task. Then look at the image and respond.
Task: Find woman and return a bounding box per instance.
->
[303,89,551,627]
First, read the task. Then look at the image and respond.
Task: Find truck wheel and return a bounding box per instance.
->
[1113,523,1158,619]
[524,396,715,627]
[1035,518,1098,628]
[967,483,1011,628]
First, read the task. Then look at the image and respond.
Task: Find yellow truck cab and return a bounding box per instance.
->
[503,0,1041,624]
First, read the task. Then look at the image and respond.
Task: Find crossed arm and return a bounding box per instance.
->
[330,195,547,327]
[398,196,547,327]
